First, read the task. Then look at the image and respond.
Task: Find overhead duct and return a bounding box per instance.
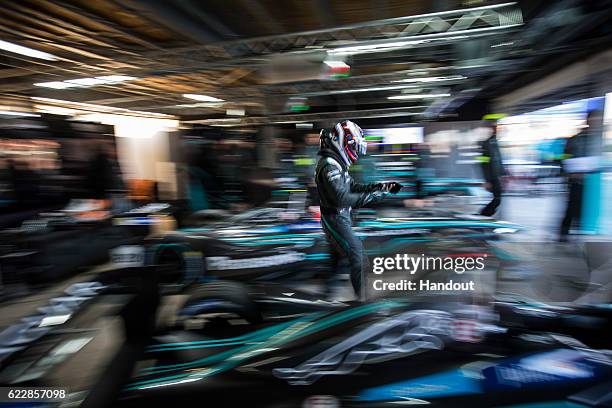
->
[494,47,612,111]
[259,51,328,85]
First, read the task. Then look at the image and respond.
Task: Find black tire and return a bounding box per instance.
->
[155,246,186,284]
[180,280,262,324]
[153,245,203,287]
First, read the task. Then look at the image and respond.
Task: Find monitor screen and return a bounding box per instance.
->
[365,127,424,144]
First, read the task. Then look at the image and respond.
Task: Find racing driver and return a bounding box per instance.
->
[315,120,400,301]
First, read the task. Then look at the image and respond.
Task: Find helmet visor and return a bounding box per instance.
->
[357,137,367,156]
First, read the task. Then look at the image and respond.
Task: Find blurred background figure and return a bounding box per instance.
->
[560,109,604,241]
[274,137,296,180]
[478,118,506,217]
[87,139,118,201]
[295,132,321,206]
[413,142,433,206]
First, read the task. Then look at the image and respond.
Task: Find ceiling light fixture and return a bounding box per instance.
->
[300,84,427,98]
[33,81,76,89]
[388,93,450,100]
[175,103,227,108]
[226,108,245,116]
[0,110,40,117]
[183,94,224,103]
[392,75,467,83]
[329,39,431,56]
[491,41,514,48]
[66,78,109,87]
[99,75,137,82]
[323,60,350,69]
[34,75,137,89]
[0,39,58,60]
[328,35,482,56]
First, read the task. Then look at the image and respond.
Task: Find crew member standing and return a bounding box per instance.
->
[478,118,506,217]
[559,110,602,241]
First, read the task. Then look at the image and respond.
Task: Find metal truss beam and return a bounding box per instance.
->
[18,3,522,87]
[261,66,453,96]
[137,2,522,70]
[185,106,428,126]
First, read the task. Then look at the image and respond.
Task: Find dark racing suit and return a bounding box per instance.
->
[478,134,505,216]
[559,129,592,238]
[315,148,387,298]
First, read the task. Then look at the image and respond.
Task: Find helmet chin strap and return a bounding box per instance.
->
[346,145,358,162]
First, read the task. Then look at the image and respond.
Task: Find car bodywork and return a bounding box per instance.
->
[129,207,521,285]
[0,203,173,289]
[1,262,610,408]
[121,289,612,407]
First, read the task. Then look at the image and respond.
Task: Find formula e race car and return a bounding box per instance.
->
[0,201,176,295]
[1,269,610,408]
[110,205,521,288]
[120,286,612,408]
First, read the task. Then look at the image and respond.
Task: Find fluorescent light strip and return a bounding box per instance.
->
[34,81,76,89]
[183,94,224,102]
[99,75,136,82]
[392,75,466,83]
[66,77,109,86]
[330,84,418,94]
[175,103,226,108]
[329,39,432,55]
[329,34,474,56]
[0,39,57,61]
[388,93,450,100]
[34,75,137,89]
[300,84,431,98]
[297,76,463,97]
[491,41,514,48]
[0,110,40,117]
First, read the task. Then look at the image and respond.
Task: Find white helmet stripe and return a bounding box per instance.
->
[334,123,345,139]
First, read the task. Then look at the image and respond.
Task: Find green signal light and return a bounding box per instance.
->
[290,105,310,112]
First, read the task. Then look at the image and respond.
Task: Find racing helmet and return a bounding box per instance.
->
[320,120,367,167]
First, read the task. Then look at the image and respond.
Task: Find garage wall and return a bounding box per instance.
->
[76,113,179,183]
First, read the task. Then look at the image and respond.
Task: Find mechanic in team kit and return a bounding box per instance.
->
[478,117,506,217]
[315,120,401,301]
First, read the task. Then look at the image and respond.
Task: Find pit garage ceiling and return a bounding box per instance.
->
[1,0,611,123]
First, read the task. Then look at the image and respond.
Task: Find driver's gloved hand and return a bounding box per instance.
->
[373,183,386,191]
[388,182,403,194]
[381,182,403,194]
